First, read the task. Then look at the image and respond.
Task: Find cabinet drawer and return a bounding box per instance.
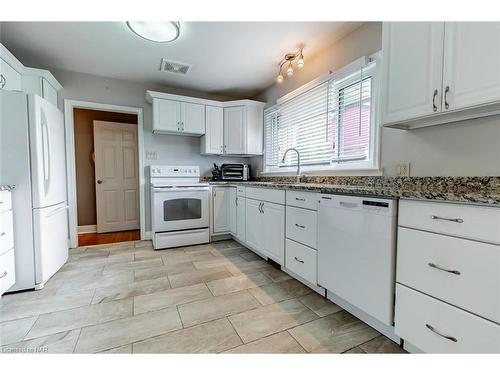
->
[399,200,500,244]
[246,187,285,205]
[285,239,317,285]
[236,186,246,197]
[0,248,16,295]
[286,190,318,210]
[395,284,500,353]
[0,191,12,212]
[397,227,500,323]
[0,210,14,255]
[286,206,317,249]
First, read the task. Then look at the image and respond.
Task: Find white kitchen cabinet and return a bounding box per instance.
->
[201,106,224,154]
[22,68,62,107]
[152,98,205,136]
[223,103,264,155]
[236,196,246,243]
[212,187,230,234]
[229,187,237,235]
[261,201,285,264]
[382,22,500,129]
[224,106,246,154]
[381,22,445,125]
[245,198,262,251]
[442,22,500,112]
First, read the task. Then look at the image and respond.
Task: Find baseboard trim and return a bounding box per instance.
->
[78,225,97,234]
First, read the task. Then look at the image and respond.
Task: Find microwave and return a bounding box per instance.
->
[220,164,251,181]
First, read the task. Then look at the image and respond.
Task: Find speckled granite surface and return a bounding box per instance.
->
[208,177,500,206]
[0,185,15,191]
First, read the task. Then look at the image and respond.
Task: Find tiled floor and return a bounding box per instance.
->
[0,240,406,354]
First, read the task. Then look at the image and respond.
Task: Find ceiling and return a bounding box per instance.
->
[0,22,363,98]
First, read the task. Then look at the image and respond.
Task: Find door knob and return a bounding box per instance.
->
[97,180,103,184]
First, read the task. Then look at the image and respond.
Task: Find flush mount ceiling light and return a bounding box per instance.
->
[126,22,180,43]
[276,48,304,83]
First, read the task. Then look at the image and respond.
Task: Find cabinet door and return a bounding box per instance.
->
[213,187,230,233]
[181,102,205,135]
[236,196,246,243]
[442,22,500,112]
[203,106,223,154]
[155,99,181,132]
[0,58,22,91]
[229,187,237,235]
[381,22,445,125]
[42,78,58,107]
[261,202,285,264]
[224,106,246,154]
[245,198,262,252]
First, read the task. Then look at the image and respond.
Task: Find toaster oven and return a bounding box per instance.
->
[220,164,251,181]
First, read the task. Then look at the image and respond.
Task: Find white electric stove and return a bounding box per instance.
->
[150,165,209,250]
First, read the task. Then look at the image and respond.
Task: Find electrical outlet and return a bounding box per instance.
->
[146,151,158,160]
[395,162,410,177]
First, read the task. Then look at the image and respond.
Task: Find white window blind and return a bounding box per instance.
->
[264,58,376,172]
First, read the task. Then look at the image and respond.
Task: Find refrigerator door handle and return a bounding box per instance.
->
[41,113,51,193]
[45,205,69,218]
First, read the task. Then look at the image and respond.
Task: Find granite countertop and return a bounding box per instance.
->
[208,176,500,206]
[0,185,15,192]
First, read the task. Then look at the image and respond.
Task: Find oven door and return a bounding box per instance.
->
[152,186,209,232]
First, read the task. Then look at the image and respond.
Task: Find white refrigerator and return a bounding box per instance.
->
[1,91,68,292]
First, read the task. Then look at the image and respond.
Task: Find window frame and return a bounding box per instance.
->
[263,54,381,175]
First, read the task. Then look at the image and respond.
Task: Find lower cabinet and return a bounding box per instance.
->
[212,187,230,234]
[285,239,317,285]
[229,187,237,235]
[245,197,285,264]
[235,196,246,243]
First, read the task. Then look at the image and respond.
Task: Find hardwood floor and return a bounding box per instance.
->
[78,230,140,246]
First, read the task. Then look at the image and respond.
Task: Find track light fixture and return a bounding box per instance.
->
[276,48,304,83]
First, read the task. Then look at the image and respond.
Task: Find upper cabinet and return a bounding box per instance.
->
[147,90,265,156]
[1,43,62,107]
[381,22,500,129]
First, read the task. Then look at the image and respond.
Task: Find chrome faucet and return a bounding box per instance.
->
[281,148,302,183]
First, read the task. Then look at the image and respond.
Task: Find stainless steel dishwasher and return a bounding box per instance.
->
[317,194,397,325]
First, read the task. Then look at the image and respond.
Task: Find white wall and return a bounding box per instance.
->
[53,68,248,231]
[252,22,500,177]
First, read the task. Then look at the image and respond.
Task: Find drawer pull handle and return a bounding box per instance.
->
[295,224,305,229]
[294,257,304,263]
[295,197,306,201]
[430,215,463,223]
[340,201,358,208]
[425,324,458,343]
[428,263,461,275]
[0,271,7,279]
[0,232,6,237]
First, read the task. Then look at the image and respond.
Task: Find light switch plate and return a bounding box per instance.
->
[395,162,410,177]
[146,151,158,160]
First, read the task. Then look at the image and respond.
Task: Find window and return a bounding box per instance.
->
[264,57,378,173]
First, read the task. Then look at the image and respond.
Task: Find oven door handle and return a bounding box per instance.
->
[153,187,209,192]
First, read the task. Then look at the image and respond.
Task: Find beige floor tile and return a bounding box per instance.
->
[239,252,263,262]
[226,259,275,276]
[55,271,135,294]
[210,247,249,258]
[91,277,171,304]
[299,293,342,317]
[359,335,406,353]
[162,250,218,266]
[133,283,212,315]
[1,329,81,354]
[288,310,380,353]
[225,331,306,353]
[206,272,273,296]
[168,267,232,289]
[343,346,366,354]
[26,298,133,339]
[99,344,133,353]
[135,240,153,248]
[134,263,196,282]
[75,307,182,353]
[248,279,313,305]
[133,249,167,260]
[133,318,242,353]
[0,316,37,346]
[259,267,293,282]
[182,243,216,253]
[0,290,94,322]
[102,258,163,274]
[192,257,235,270]
[178,290,261,327]
[228,299,317,343]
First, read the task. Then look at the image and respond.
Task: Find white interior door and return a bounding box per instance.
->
[94,121,139,233]
[442,22,500,112]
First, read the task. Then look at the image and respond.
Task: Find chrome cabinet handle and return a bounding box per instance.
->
[0,74,6,89]
[425,324,457,343]
[220,145,223,153]
[261,202,264,213]
[444,86,450,110]
[294,257,304,264]
[432,89,438,112]
[295,197,305,201]
[177,121,180,131]
[0,271,7,278]
[430,215,463,223]
[428,263,461,275]
[258,202,262,213]
[235,197,238,206]
[181,122,184,131]
[0,232,6,237]
[295,223,305,229]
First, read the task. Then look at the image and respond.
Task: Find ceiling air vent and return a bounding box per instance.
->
[160,58,192,75]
